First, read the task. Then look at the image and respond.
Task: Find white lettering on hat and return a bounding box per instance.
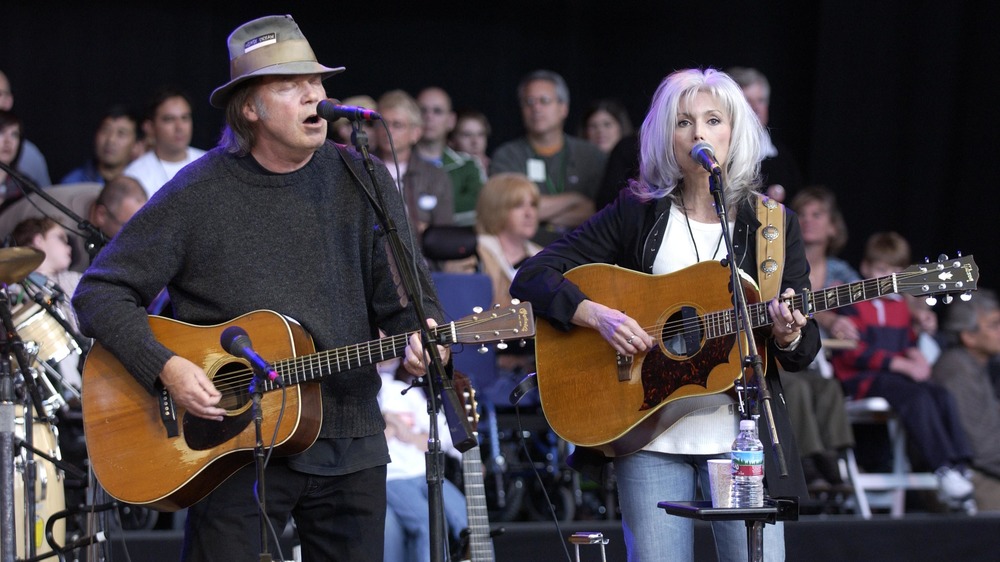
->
[244,33,277,53]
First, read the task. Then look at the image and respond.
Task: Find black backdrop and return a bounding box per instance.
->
[3,0,998,289]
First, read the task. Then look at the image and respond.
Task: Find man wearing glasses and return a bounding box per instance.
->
[490,69,606,246]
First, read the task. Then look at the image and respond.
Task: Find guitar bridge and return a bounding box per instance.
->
[616,352,633,382]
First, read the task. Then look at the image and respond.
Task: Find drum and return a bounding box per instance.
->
[14,404,66,557]
[12,302,81,364]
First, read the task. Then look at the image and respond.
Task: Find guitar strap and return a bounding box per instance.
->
[755,193,786,301]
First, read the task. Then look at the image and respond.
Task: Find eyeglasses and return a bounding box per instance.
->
[385,120,418,130]
[521,96,559,108]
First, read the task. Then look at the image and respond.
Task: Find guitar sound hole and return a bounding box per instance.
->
[660,306,704,358]
[214,361,253,412]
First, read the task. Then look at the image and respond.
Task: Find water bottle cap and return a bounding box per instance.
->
[739,419,756,431]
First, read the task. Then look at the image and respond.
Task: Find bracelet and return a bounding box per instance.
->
[775,332,803,351]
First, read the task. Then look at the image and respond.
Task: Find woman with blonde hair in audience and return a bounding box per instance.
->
[474,172,542,406]
[475,172,543,308]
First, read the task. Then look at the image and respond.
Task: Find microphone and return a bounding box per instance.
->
[26,271,68,304]
[690,141,722,175]
[317,99,382,122]
[220,326,281,384]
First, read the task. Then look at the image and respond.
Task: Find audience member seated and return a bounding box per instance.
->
[727,66,802,200]
[11,217,89,388]
[124,87,206,197]
[449,109,490,181]
[0,69,51,187]
[417,87,484,226]
[374,90,454,245]
[379,359,466,562]
[777,187,858,494]
[474,173,542,407]
[61,105,139,185]
[490,69,606,245]
[329,94,379,149]
[580,98,633,154]
[789,187,861,340]
[0,109,26,208]
[934,288,1000,511]
[0,175,148,271]
[832,231,975,503]
[593,132,639,211]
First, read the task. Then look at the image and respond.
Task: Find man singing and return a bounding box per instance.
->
[73,14,447,561]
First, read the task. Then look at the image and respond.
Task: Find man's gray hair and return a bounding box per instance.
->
[517,69,570,105]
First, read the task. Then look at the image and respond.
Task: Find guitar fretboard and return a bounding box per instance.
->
[462,445,495,562]
[263,324,457,392]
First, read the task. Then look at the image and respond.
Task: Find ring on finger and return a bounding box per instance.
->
[627,335,635,345]
[785,322,793,330]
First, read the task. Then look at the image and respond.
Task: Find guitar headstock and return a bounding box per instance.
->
[897,254,978,305]
[452,371,479,432]
[443,300,535,349]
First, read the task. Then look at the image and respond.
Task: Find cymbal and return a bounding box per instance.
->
[0,247,45,284]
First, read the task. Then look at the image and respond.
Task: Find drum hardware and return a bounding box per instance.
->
[0,163,109,562]
[3,277,52,561]
[20,274,92,359]
[0,249,81,562]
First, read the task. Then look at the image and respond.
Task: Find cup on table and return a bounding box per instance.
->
[707,458,733,508]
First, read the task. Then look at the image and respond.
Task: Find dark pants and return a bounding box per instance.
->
[864,372,973,470]
[182,461,387,562]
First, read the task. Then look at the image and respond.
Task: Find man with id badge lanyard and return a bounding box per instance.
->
[491,69,606,246]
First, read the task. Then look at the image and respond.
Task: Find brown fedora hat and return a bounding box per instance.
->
[210,14,344,108]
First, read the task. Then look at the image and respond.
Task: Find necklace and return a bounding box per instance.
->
[679,193,724,262]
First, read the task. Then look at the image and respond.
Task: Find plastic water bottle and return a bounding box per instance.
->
[731,418,765,507]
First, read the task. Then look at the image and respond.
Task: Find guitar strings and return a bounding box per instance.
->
[625,268,944,344]
[207,314,513,395]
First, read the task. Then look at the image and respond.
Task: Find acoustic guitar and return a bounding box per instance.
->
[453,373,496,562]
[533,256,978,456]
[82,304,534,511]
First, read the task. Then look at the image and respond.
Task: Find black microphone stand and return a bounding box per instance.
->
[710,171,788,562]
[707,172,787,478]
[0,162,109,261]
[348,124,475,562]
[249,365,271,562]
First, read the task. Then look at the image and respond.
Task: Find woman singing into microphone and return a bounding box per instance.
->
[510,68,819,561]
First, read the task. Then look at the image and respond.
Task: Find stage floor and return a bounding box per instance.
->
[104,512,1000,561]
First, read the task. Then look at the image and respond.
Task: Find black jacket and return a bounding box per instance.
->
[510,188,818,499]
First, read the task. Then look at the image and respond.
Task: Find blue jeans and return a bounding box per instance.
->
[384,475,468,562]
[615,450,785,562]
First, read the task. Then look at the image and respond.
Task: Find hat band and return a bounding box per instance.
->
[230,39,319,79]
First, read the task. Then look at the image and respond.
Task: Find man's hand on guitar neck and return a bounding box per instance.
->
[572,299,654,355]
[402,318,452,376]
[160,355,226,421]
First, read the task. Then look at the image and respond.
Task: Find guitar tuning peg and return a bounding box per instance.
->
[496,341,508,351]
[943,294,954,305]
[473,306,484,314]
[961,291,973,302]
[925,296,938,306]
[937,253,949,263]
[957,249,963,257]
[519,339,527,348]
[924,256,931,264]
[510,298,521,305]
[477,345,488,354]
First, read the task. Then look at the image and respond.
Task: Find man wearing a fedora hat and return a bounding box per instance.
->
[73,14,447,561]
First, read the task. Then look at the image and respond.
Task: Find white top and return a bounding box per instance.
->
[124,147,206,198]
[645,206,739,455]
[378,369,459,481]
